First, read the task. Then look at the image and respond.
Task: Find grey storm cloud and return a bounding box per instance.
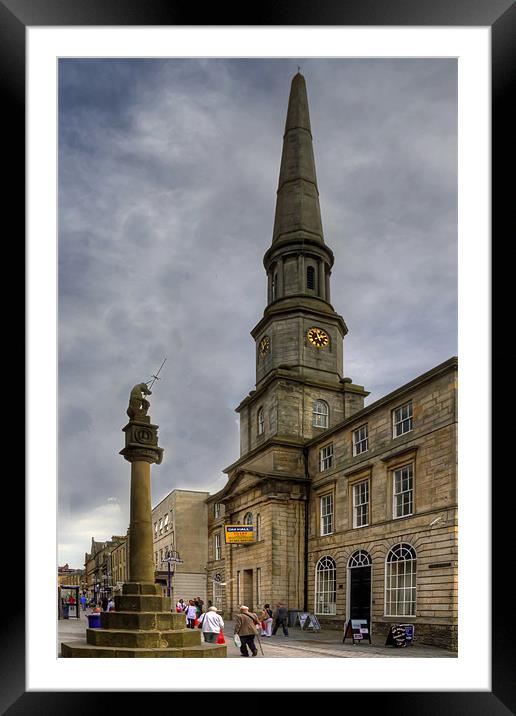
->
[58,58,457,567]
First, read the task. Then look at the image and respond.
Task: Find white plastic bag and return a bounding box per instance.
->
[233,634,241,648]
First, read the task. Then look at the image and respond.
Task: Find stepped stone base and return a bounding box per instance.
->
[60,582,227,658]
[61,641,226,658]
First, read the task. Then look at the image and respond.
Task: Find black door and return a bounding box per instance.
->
[349,566,371,621]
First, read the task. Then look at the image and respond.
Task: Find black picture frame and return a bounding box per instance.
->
[8,0,512,711]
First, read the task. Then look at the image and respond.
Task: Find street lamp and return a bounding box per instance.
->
[161,549,183,598]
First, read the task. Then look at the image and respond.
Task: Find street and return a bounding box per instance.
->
[58,610,456,658]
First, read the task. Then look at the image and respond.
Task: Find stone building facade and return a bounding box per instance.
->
[152,489,209,603]
[84,536,125,603]
[205,72,458,649]
[110,534,129,592]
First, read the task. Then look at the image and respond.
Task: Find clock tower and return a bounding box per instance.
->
[237,72,368,457]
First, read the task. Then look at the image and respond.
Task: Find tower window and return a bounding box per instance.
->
[272,272,278,300]
[257,407,264,435]
[307,265,315,290]
[313,400,329,428]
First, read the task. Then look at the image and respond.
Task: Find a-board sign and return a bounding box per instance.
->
[297,612,309,629]
[343,619,371,644]
[385,623,414,647]
[224,525,255,544]
[297,612,321,631]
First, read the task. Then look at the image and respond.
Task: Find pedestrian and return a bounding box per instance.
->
[198,606,224,644]
[194,596,204,618]
[272,602,289,636]
[185,599,197,628]
[107,597,115,611]
[260,603,273,637]
[176,598,185,613]
[101,595,109,612]
[233,605,261,657]
[80,594,87,611]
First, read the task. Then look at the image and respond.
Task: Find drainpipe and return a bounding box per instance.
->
[302,446,310,612]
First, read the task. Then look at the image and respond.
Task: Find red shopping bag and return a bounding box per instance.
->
[194,617,199,627]
[217,631,225,644]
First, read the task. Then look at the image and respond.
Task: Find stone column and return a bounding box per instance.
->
[298,254,304,293]
[277,256,284,298]
[318,260,326,300]
[120,416,163,587]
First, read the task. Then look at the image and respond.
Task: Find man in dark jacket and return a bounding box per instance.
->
[272,602,289,636]
[233,606,260,656]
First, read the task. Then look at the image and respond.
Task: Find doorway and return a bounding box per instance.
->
[243,569,254,610]
[347,550,372,624]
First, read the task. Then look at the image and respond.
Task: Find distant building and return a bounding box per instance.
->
[152,489,209,603]
[84,535,125,603]
[110,533,129,593]
[58,563,85,590]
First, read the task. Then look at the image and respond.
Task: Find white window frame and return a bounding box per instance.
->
[315,556,337,615]
[213,580,223,608]
[320,493,334,536]
[214,532,221,561]
[214,502,221,519]
[385,543,417,617]
[352,424,369,456]
[320,443,334,471]
[258,407,264,435]
[244,512,253,525]
[393,464,414,519]
[154,522,158,538]
[163,513,169,531]
[313,400,329,428]
[158,518,163,535]
[393,401,413,438]
[352,480,370,528]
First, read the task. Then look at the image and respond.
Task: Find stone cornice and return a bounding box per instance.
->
[236,370,367,413]
[251,300,347,339]
[305,357,458,449]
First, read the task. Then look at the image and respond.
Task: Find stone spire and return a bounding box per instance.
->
[272,71,324,246]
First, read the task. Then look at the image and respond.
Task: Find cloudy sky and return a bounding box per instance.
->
[58,58,457,568]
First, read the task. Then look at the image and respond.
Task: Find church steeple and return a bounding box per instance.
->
[262,72,338,314]
[272,72,324,246]
[239,71,368,455]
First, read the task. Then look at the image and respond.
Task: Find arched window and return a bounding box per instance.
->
[315,556,337,615]
[348,550,372,568]
[385,543,417,617]
[257,407,264,435]
[312,400,329,428]
[243,512,253,525]
[307,265,315,290]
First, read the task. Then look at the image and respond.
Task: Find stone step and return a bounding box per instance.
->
[101,610,186,631]
[86,627,201,649]
[61,639,226,658]
[114,594,172,612]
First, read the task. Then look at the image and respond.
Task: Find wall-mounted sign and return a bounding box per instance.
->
[224,525,255,544]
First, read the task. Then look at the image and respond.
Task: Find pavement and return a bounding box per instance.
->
[58,610,456,658]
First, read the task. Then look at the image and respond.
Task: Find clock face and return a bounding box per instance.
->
[259,335,270,356]
[307,326,330,349]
